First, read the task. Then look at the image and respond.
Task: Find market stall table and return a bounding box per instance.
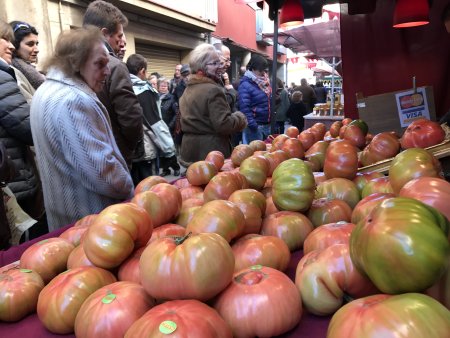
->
[0,225,331,337]
[304,112,344,130]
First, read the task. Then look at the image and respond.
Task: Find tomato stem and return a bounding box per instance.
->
[175,232,191,245]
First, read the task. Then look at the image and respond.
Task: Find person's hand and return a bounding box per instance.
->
[232,111,248,131]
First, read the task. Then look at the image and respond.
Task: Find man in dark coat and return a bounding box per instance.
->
[83,0,144,168]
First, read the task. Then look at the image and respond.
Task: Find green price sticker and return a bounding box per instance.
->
[38,239,49,245]
[250,264,263,270]
[19,269,33,273]
[159,320,177,334]
[101,293,116,304]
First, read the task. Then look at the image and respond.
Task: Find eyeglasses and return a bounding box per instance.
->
[206,60,224,67]
[13,23,30,33]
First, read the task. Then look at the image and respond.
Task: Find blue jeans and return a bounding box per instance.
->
[242,124,271,144]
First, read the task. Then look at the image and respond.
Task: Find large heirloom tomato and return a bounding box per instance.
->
[327,293,450,338]
[295,243,378,315]
[83,203,152,269]
[353,171,385,193]
[389,148,442,194]
[186,160,218,186]
[37,266,116,334]
[140,233,234,301]
[74,281,155,338]
[231,234,291,272]
[350,197,450,294]
[231,144,254,167]
[185,200,245,242]
[203,171,244,202]
[272,158,315,212]
[59,214,97,246]
[125,300,232,338]
[20,237,74,283]
[67,244,94,269]
[324,139,359,180]
[214,265,302,338]
[0,267,44,321]
[351,193,395,225]
[134,175,167,195]
[260,211,314,252]
[263,150,289,176]
[117,247,145,284]
[205,150,225,171]
[359,132,400,167]
[360,176,394,198]
[400,118,446,149]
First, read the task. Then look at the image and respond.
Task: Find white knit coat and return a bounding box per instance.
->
[30,68,134,231]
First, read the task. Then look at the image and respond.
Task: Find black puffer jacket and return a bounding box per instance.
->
[0,60,38,202]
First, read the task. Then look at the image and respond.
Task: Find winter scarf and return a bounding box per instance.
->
[11,57,45,90]
[244,70,272,97]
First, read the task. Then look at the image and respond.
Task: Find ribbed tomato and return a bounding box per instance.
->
[228,189,266,235]
[307,198,352,228]
[303,221,356,254]
[205,150,225,171]
[140,233,234,301]
[324,139,358,180]
[315,177,361,209]
[350,197,450,294]
[186,160,218,186]
[239,155,270,190]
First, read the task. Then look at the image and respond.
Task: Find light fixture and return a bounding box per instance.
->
[279,0,304,29]
[393,0,430,28]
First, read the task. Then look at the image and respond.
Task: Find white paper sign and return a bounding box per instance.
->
[395,87,430,127]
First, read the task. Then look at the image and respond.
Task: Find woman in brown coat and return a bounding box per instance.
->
[179,43,247,167]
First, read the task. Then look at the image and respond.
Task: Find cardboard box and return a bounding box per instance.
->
[357,86,436,136]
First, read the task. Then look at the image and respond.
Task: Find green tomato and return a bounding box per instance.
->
[271,158,315,212]
[350,197,450,294]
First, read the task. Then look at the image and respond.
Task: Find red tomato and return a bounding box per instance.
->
[20,237,74,284]
[134,175,168,195]
[140,233,234,301]
[124,299,232,338]
[231,234,291,272]
[231,144,254,167]
[248,139,267,152]
[400,118,446,149]
[83,203,153,269]
[214,265,302,338]
[37,266,116,334]
[324,139,359,180]
[295,243,379,315]
[361,176,394,198]
[389,148,442,194]
[228,189,266,235]
[59,217,92,247]
[303,221,356,254]
[67,244,94,269]
[185,200,245,242]
[307,198,352,228]
[204,150,225,171]
[281,137,305,159]
[149,183,183,222]
[399,177,450,225]
[285,126,300,138]
[327,293,450,338]
[147,223,186,244]
[359,132,400,167]
[297,129,316,151]
[263,150,289,176]
[265,195,280,216]
[172,177,190,189]
[329,121,343,138]
[351,193,395,225]
[117,247,145,284]
[270,134,289,151]
[310,122,327,142]
[179,185,203,201]
[186,160,218,186]
[0,267,44,321]
[74,281,155,338]
[353,171,385,193]
[343,124,366,149]
[261,211,314,252]
[174,205,201,227]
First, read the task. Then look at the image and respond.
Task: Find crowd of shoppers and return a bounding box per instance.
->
[0,0,320,245]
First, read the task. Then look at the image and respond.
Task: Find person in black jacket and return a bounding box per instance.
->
[286,91,308,131]
[0,19,47,241]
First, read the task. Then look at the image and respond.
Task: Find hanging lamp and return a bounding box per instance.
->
[279,0,304,29]
[393,0,430,28]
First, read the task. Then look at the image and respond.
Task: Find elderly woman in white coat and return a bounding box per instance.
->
[30,28,134,231]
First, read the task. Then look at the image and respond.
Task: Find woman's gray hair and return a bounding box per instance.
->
[188,43,219,73]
